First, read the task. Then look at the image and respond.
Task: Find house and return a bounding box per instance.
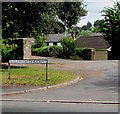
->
[76,33,111,60]
[46,33,71,46]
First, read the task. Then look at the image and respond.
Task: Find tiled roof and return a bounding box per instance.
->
[76,36,110,49]
[46,34,71,42]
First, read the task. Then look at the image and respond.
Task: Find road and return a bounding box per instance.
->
[2,101,118,112]
[2,56,119,113]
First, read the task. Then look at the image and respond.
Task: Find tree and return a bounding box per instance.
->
[93,20,103,27]
[100,1,120,59]
[56,2,87,28]
[2,2,59,39]
[92,20,104,33]
[81,21,92,31]
[2,2,87,40]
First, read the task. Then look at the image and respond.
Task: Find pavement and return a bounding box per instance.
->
[1,56,119,103]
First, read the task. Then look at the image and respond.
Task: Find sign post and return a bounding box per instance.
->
[8,59,48,81]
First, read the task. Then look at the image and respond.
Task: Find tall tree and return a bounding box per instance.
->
[100,1,120,59]
[2,2,58,39]
[81,21,92,31]
[92,20,104,33]
[54,2,87,28]
[2,2,87,40]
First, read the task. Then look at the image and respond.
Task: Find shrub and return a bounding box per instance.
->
[59,37,76,58]
[32,45,63,58]
[31,48,41,56]
[48,45,63,58]
[2,44,18,62]
[40,47,49,57]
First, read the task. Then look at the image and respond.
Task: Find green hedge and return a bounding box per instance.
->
[76,48,95,60]
[32,46,95,60]
[32,45,63,58]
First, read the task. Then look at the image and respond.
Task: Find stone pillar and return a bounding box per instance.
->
[12,38,32,60]
[23,38,32,59]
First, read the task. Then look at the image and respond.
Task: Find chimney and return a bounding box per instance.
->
[71,30,76,40]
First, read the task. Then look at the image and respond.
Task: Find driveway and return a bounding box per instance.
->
[2,56,119,102]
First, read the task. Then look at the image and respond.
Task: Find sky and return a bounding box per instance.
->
[76,0,115,27]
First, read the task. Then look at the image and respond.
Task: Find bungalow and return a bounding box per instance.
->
[46,33,71,46]
[76,33,111,60]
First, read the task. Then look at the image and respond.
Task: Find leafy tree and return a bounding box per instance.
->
[93,20,103,27]
[87,21,92,28]
[100,1,120,59]
[2,2,59,39]
[56,2,87,28]
[2,2,87,40]
[91,20,104,33]
[81,21,92,31]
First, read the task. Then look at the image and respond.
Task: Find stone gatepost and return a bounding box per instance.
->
[13,38,32,59]
[23,38,32,59]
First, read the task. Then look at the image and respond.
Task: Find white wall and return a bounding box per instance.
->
[57,43,62,47]
[49,43,53,46]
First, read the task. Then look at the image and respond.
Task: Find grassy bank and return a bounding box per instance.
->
[2,65,78,87]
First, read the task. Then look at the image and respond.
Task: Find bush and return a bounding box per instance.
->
[40,47,49,57]
[48,45,63,58]
[32,45,63,58]
[59,37,76,58]
[31,48,41,56]
[2,44,18,62]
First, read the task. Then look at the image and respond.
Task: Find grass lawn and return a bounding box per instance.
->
[2,65,78,87]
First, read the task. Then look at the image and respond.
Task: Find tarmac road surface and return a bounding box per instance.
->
[2,101,118,112]
[2,57,119,101]
[2,57,119,113]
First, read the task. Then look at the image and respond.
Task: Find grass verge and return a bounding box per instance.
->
[2,65,78,87]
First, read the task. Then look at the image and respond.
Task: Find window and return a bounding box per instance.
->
[53,42,57,45]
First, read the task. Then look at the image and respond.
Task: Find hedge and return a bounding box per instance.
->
[76,48,95,60]
[32,46,95,60]
[32,45,63,58]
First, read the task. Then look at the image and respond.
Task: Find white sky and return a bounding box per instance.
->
[76,0,115,27]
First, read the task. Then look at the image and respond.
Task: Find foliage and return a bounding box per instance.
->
[92,20,104,33]
[32,46,94,60]
[69,55,83,60]
[48,45,63,58]
[80,30,91,36]
[56,2,87,28]
[75,48,94,60]
[32,33,47,48]
[81,21,92,31]
[32,45,63,58]
[38,47,49,57]
[2,2,57,39]
[31,48,41,56]
[59,37,76,58]
[2,43,18,62]
[2,2,87,40]
[100,1,120,59]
